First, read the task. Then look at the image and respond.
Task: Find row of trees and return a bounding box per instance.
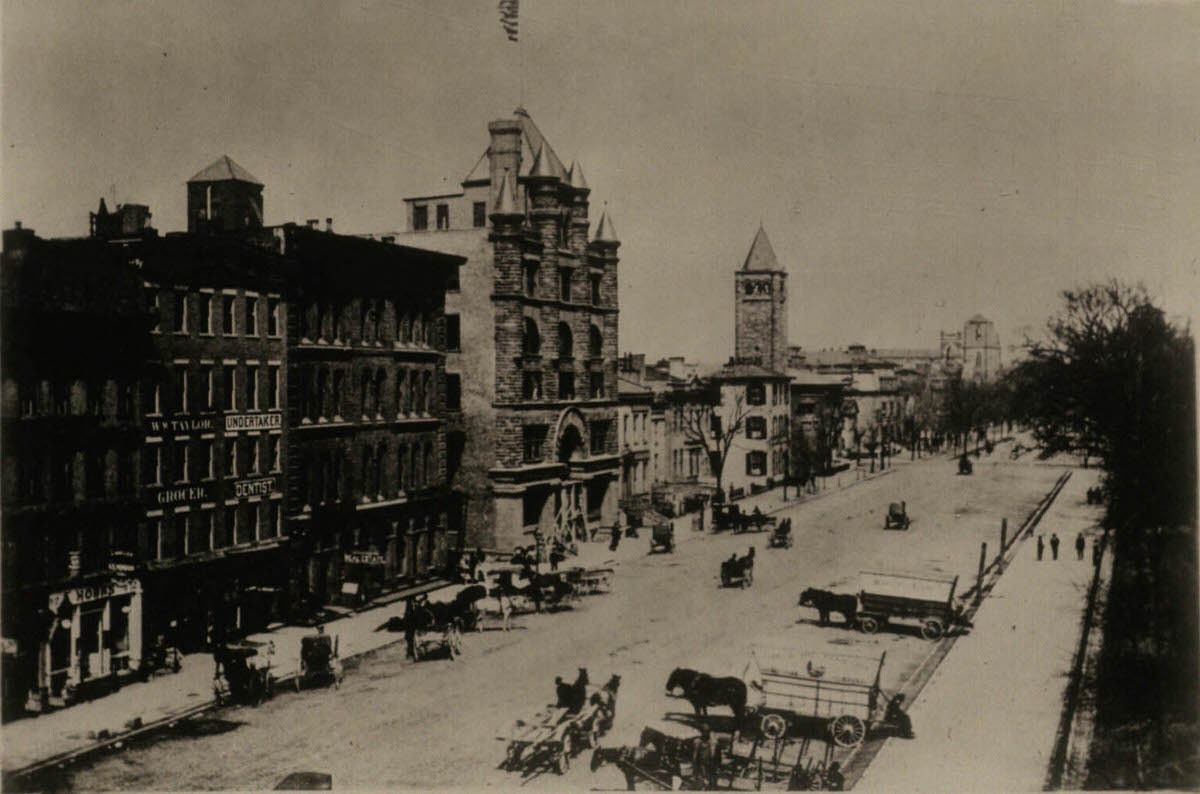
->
[1009,281,1197,788]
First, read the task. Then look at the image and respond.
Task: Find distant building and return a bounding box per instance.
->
[713,362,790,498]
[962,314,1001,381]
[396,109,621,552]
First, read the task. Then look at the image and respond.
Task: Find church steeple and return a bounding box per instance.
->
[734,225,788,373]
[742,224,781,271]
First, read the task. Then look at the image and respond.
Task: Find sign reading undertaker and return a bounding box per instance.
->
[225,412,282,432]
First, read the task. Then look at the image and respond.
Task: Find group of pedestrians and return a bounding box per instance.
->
[1037,532,1099,564]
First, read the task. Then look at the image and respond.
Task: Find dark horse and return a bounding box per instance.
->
[665,667,747,721]
[555,667,590,712]
[492,570,575,612]
[378,585,489,633]
[798,587,858,627]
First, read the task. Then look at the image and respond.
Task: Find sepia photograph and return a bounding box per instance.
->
[1,1,1197,791]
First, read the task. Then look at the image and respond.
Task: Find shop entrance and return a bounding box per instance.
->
[79,606,104,681]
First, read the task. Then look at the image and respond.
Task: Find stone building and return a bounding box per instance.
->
[713,363,791,498]
[397,109,621,553]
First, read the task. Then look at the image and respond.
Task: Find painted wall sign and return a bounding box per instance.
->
[234,477,277,498]
[147,416,215,434]
[344,551,386,566]
[155,485,211,506]
[225,412,282,432]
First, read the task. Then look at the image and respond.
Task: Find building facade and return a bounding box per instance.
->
[962,314,1001,381]
[397,109,621,552]
[714,364,791,498]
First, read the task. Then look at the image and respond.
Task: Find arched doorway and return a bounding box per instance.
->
[551,408,590,545]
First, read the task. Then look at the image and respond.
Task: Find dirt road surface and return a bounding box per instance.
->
[62,452,1060,790]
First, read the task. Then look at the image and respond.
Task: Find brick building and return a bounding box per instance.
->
[397,109,621,552]
[1,221,155,718]
[735,225,788,374]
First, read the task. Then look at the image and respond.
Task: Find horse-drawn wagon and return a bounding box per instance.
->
[296,631,343,690]
[766,518,793,549]
[743,645,886,748]
[212,640,274,706]
[563,566,614,595]
[500,673,621,775]
[650,519,675,554]
[856,570,966,640]
[720,549,756,588]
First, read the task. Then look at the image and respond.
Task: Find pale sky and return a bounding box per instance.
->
[4,0,1198,364]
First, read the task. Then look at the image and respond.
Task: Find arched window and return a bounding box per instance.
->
[424,442,434,484]
[360,371,371,417]
[374,369,385,417]
[412,370,424,415]
[423,371,433,414]
[397,444,407,492]
[522,317,541,356]
[413,311,425,346]
[589,324,603,358]
[398,369,410,415]
[316,368,329,419]
[557,322,573,359]
[399,309,411,345]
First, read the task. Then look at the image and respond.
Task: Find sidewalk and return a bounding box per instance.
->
[1,578,448,776]
[855,467,1106,793]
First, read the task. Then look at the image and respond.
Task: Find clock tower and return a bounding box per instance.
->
[734,225,788,372]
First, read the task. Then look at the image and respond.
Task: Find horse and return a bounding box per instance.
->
[799,587,859,627]
[556,667,589,712]
[589,673,622,712]
[664,667,747,721]
[720,552,754,587]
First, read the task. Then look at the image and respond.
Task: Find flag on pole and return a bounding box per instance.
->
[498,0,519,41]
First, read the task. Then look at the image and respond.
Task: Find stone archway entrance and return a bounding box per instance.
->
[551,409,590,546]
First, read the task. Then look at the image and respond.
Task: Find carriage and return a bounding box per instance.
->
[744,645,886,748]
[650,518,675,554]
[883,501,911,530]
[501,675,620,775]
[713,504,778,534]
[720,552,755,589]
[766,518,793,549]
[212,640,274,706]
[563,566,615,595]
[856,570,966,640]
[296,632,342,690]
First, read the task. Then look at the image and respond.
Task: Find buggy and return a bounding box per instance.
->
[856,570,968,640]
[720,551,755,589]
[212,640,274,706]
[650,520,675,554]
[766,518,793,549]
[295,632,342,690]
[883,501,911,530]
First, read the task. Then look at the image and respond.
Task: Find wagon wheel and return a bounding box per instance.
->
[829,714,866,747]
[921,618,945,640]
[556,735,572,774]
[859,615,880,634]
[760,713,787,740]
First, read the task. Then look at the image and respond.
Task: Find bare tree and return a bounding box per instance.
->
[681,390,752,495]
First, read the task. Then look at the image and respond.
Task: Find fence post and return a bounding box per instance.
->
[974,542,987,605]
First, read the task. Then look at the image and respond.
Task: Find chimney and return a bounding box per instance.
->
[325,218,333,232]
[306,219,318,229]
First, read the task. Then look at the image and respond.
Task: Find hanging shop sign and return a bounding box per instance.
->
[225,412,282,432]
[108,550,136,574]
[50,578,142,608]
[344,550,386,566]
[146,416,216,434]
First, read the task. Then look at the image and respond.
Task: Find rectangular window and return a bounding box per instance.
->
[201,366,213,410]
[268,366,279,409]
[589,421,609,455]
[746,451,766,476]
[523,425,546,463]
[147,286,161,333]
[173,291,188,333]
[522,371,542,401]
[265,502,279,539]
[200,294,213,334]
[250,436,261,474]
[558,371,575,400]
[173,440,189,483]
[590,371,604,399]
[253,503,263,540]
[222,295,236,335]
[446,373,461,411]
[203,439,214,479]
[591,275,602,305]
[144,445,162,486]
[226,437,238,477]
[175,367,188,414]
[224,366,236,411]
[187,512,212,555]
[436,203,449,230]
[247,366,258,410]
[445,315,460,351]
[472,201,486,228]
[245,297,258,337]
[412,205,428,231]
[267,298,280,337]
[747,416,767,439]
[227,505,242,545]
[446,265,460,292]
[269,435,281,472]
[747,383,766,405]
[152,519,164,560]
[559,268,572,302]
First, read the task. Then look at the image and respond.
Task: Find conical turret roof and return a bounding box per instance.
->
[567,160,588,191]
[528,143,559,179]
[594,210,618,243]
[742,224,781,271]
[188,155,262,186]
[493,169,518,215]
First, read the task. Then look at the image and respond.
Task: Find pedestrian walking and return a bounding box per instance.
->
[1092,537,1101,566]
[1050,533,1060,560]
[1075,533,1085,560]
[1037,535,1044,561]
[404,597,417,661]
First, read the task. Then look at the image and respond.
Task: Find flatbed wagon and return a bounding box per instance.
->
[856,569,964,640]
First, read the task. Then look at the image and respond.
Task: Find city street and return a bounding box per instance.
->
[58,450,1064,791]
